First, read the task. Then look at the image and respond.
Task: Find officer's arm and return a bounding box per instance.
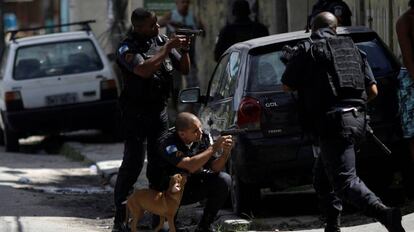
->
[176,137,226,173]
[177,49,191,75]
[133,36,184,78]
[367,83,378,102]
[176,147,215,173]
[210,136,233,172]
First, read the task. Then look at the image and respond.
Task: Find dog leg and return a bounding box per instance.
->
[154,216,165,232]
[167,215,176,232]
[129,206,144,232]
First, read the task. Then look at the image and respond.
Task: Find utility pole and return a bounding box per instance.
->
[0,0,5,54]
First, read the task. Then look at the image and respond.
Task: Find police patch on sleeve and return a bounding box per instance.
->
[165,145,178,155]
[118,45,129,55]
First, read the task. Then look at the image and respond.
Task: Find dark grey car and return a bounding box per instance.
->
[180,26,404,215]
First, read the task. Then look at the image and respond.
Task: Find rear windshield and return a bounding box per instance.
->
[13,39,103,80]
[248,50,285,91]
[247,38,395,92]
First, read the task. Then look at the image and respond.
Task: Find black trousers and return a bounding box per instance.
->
[180,171,231,216]
[313,110,381,218]
[114,108,169,223]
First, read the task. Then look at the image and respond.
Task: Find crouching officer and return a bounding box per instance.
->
[112,8,191,232]
[282,12,405,232]
[154,112,233,232]
[307,0,352,30]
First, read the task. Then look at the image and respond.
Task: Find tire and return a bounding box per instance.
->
[229,160,261,217]
[4,122,19,152]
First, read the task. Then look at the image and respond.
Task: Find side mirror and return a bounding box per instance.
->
[179,87,200,103]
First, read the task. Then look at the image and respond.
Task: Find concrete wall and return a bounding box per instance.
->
[68,0,144,53]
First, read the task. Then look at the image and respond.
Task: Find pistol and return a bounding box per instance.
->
[176,28,204,37]
[220,128,249,136]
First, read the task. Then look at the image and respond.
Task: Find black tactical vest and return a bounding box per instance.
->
[310,36,366,105]
[117,34,174,115]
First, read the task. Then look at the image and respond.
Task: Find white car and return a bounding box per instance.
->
[0,21,119,151]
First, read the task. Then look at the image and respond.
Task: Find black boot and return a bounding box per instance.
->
[368,203,406,232]
[325,209,341,232]
[194,213,216,232]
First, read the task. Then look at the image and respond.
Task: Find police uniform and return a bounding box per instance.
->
[113,30,182,225]
[309,0,352,27]
[155,129,231,231]
[281,28,393,231]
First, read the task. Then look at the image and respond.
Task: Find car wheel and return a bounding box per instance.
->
[4,123,19,152]
[229,160,261,217]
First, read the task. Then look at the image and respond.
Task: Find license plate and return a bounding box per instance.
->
[45,93,78,106]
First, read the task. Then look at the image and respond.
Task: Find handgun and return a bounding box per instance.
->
[220,128,249,136]
[176,28,204,37]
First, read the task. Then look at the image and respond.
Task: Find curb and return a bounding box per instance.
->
[59,142,95,165]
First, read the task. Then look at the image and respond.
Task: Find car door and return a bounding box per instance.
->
[200,51,241,137]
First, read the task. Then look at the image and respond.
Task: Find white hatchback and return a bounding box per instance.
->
[0,21,119,151]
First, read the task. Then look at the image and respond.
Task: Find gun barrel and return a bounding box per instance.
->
[366,126,392,155]
[220,128,248,136]
[176,28,204,36]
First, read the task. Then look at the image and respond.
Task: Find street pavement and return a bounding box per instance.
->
[63,140,414,232]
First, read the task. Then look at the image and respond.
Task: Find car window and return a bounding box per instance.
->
[0,46,9,80]
[248,51,285,91]
[13,39,104,80]
[208,54,230,100]
[355,39,394,77]
[217,52,241,98]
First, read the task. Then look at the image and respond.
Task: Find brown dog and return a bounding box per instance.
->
[125,174,187,232]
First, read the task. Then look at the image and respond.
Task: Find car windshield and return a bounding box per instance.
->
[13,39,103,80]
[247,38,394,92]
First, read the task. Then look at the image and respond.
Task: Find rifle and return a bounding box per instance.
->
[176,28,204,37]
[366,125,392,156]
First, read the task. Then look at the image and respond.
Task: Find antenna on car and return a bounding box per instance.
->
[6,20,96,42]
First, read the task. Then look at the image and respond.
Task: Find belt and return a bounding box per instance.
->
[326,107,364,117]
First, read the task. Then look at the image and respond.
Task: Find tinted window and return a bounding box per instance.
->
[218,52,241,98]
[13,39,103,80]
[355,39,394,77]
[248,51,285,91]
[208,54,230,100]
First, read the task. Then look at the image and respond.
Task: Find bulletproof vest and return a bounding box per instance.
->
[118,34,174,113]
[310,36,365,102]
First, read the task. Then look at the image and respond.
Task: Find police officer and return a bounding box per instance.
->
[155,112,233,232]
[308,0,352,30]
[282,12,405,232]
[112,8,191,232]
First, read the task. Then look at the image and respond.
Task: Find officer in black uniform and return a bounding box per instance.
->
[282,12,405,232]
[112,8,191,232]
[308,0,352,29]
[155,112,233,232]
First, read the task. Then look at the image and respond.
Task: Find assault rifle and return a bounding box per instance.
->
[176,28,204,37]
[366,125,392,156]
